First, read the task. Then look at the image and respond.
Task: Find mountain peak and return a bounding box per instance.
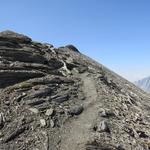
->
[65,44,80,53]
[135,76,150,93]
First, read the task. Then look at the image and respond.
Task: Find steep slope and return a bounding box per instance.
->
[135,77,150,93]
[0,31,150,150]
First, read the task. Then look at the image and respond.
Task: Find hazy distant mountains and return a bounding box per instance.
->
[135,76,150,93]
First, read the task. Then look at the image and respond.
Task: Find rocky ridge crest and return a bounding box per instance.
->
[0,31,150,150]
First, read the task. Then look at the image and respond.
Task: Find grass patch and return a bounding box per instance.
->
[18,82,33,89]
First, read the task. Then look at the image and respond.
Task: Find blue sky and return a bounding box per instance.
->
[0,0,150,81]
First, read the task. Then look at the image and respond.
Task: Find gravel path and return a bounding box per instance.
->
[60,73,101,150]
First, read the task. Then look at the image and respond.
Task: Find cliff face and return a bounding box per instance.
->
[1,31,150,150]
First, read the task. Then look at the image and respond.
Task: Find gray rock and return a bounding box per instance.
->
[0,30,32,43]
[97,121,110,133]
[117,145,125,150]
[15,93,27,102]
[0,113,4,129]
[0,49,47,64]
[65,45,80,53]
[28,108,39,114]
[69,105,84,116]
[50,120,55,128]
[0,40,20,48]
[44,43,54,48]
[77,66,88,73]
[25,99,46,106]
[52,94,69,103]
[0,70,45,88]
[3,126,26,143]
[30,87,52,98]
[40,119,46,127]
[45,108,54,116]
[99,109,115,118]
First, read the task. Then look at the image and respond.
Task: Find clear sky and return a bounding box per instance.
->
[0,0,150,81]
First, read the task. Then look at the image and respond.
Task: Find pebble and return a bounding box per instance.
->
[117,145,125,150]
[97,121,110,133]
[99,109,115,118]
[4,100,10,106]
[0,132,3,138]
[40,119,46,127]
[50,120,55,128]
[69,105,84,116]
[29,108,39,114]
[45,108,54,116]
[0,113,4,129]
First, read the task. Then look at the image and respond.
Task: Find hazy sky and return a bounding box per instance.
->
[0,0,150,81]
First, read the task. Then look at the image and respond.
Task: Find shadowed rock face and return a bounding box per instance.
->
[1,31,150,150]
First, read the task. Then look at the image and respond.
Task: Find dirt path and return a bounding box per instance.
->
[60,73,101,150]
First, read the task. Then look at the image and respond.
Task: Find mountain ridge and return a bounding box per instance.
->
[0,30,150,150]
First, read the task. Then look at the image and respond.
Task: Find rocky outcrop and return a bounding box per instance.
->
[0,30,150,150]
[0,30,31,43]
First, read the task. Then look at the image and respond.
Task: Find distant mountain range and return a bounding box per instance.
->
[135,76,150,93]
